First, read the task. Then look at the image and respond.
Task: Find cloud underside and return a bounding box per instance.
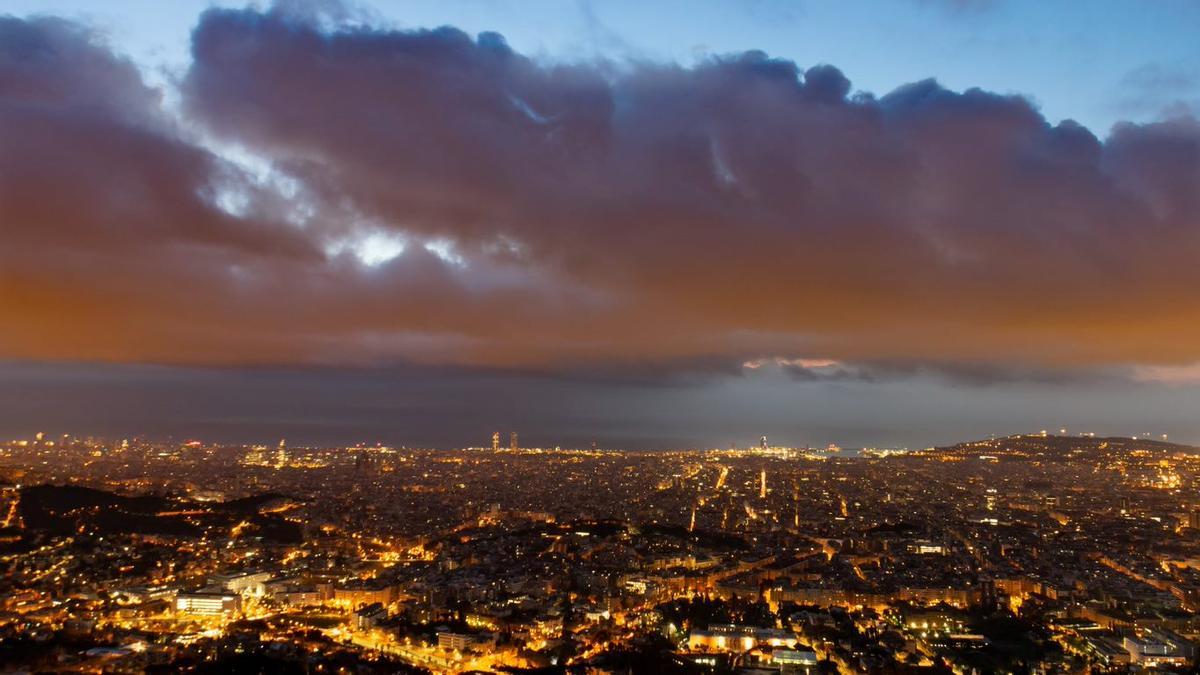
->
[1,6,1199,383]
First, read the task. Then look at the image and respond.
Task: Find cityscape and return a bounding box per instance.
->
[4,0,1200,672]
[5,432,1200,672]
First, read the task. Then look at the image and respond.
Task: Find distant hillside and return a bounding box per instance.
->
[928,433,1199,459]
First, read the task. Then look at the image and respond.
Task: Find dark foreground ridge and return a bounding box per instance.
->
[16,484,301,541]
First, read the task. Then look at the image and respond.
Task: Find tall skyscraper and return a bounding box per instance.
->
[510,432,518,452]
[492,432,500,452]
[793,483,800,528]
[760,435,768,451]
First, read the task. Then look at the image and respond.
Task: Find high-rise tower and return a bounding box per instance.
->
[793,483,800,528]
[510,432,518,452]
[492,432,500,452]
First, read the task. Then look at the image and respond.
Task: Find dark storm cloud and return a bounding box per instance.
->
[0,16,311,254]
[3,5,1200,382]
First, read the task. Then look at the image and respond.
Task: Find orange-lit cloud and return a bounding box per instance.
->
[2,7,1200,382]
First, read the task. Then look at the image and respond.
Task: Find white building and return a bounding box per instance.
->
[175,592,240,616]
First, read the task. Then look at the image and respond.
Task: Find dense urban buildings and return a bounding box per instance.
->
[4,432,1200,672]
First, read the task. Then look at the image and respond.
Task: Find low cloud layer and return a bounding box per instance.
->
[2,5,1200,381]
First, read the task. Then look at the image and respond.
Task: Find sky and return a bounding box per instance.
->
[1,0,1199,449]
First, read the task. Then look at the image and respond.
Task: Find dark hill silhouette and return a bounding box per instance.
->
[929,433,1198,458]
[17,484,301,542]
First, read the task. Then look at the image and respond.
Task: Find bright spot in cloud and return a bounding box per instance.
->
[1132,363,1200,385]
[425,239,465,267]
[328,231,408,266]
[508,94,551,124]
[743,357,840,370]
